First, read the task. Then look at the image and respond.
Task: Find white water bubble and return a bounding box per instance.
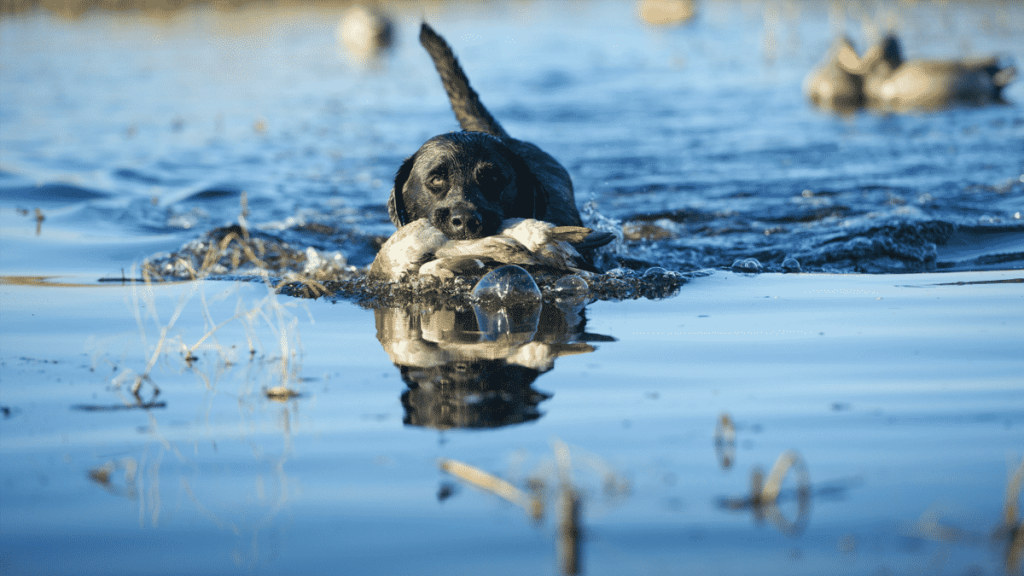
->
[644,266,680,279]
[472,265,541,305]
[472,265,542,341]
[553,274,588,296]
[731,258,762,273]
[782,257,801,273]
[606,267,637,278]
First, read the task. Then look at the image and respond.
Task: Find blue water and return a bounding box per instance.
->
[1,2,1023,575]
[2,0,1022,278]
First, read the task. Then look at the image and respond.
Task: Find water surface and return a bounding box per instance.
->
[1,1,1023,574]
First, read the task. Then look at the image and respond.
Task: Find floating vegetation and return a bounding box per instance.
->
[142,213,691,307]
[78,260,314,418]
[290,265,691,309]
[87,459,139,499]
[142,224,361,285]
[72,393,166,412]
[438,440,629,575]
[127,198,686,306]
[997,457,1024,574]
[439,458,543,521]
[893,455,1024,574]
[135,195,689,309]
[718,450,813,537]
[714,413,737,470]
[264,386,301,402]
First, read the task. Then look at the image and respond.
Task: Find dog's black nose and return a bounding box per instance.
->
[440,206,483,239]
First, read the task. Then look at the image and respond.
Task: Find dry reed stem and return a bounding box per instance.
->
[550,439,584,575]
[761,450,809,503]
[557,483,582,576]
[1005,457,1024,527]
[438,458,539,520]
[715,412,737,469]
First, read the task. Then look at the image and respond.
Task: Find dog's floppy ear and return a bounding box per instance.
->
[528,173,549,220]
[388,154,417,227]
[508,155,549,221]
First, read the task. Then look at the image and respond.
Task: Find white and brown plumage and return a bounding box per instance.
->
[369,218,610,281]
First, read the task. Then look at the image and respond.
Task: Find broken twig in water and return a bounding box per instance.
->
[439,458,542,521]
[437,440,620,575]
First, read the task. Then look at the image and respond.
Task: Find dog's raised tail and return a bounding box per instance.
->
[420,23,509,139]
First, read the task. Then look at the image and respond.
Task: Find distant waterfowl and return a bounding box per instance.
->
[637,0,696,26]
[337,5,394,59]
[857,34,1016,110]
[803,36,864,111]
[805,34,1016,112]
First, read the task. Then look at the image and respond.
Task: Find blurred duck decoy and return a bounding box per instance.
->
[337,4,394,59]
[369,218,614,281]
[855,34,1016,110]
[637,0,696,26]
[806,33,1016,112]
[803,36,865,111]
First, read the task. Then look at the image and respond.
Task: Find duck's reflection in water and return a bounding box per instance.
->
[375,298,612,430]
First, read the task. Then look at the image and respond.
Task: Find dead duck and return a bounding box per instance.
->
[856,34,1016,110]
[803,36,864,111]
[369,218,612,282]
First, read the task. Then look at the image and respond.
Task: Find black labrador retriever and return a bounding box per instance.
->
[388,23,591,240]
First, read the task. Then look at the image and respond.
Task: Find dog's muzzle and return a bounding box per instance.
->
[435,205,484,239]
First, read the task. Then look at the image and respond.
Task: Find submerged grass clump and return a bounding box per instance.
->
[145,227,692,307]
[142,224,361,286]
[140,196,691,306]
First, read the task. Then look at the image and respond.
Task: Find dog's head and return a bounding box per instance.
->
[388,132,547,240]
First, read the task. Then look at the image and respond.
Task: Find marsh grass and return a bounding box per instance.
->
[137,192,688,306]
[140,191,358,296]
[714,412,737,469]
[717,450,813,537]
[439,439,631,575]
[112,196,314,398]
[131,188,691,310]
[80,267,308,564]
[94,247,311,411]
[995,456,1024,574]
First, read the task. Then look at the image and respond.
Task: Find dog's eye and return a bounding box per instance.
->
[477,167,508,190]
[426,173,447,191]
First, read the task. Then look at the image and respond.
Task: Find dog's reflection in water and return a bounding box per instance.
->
[375,300,612,430]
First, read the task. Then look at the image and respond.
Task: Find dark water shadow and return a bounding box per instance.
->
[374,298,612,430]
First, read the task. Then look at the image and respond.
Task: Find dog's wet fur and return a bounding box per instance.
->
[388,24,586,241]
